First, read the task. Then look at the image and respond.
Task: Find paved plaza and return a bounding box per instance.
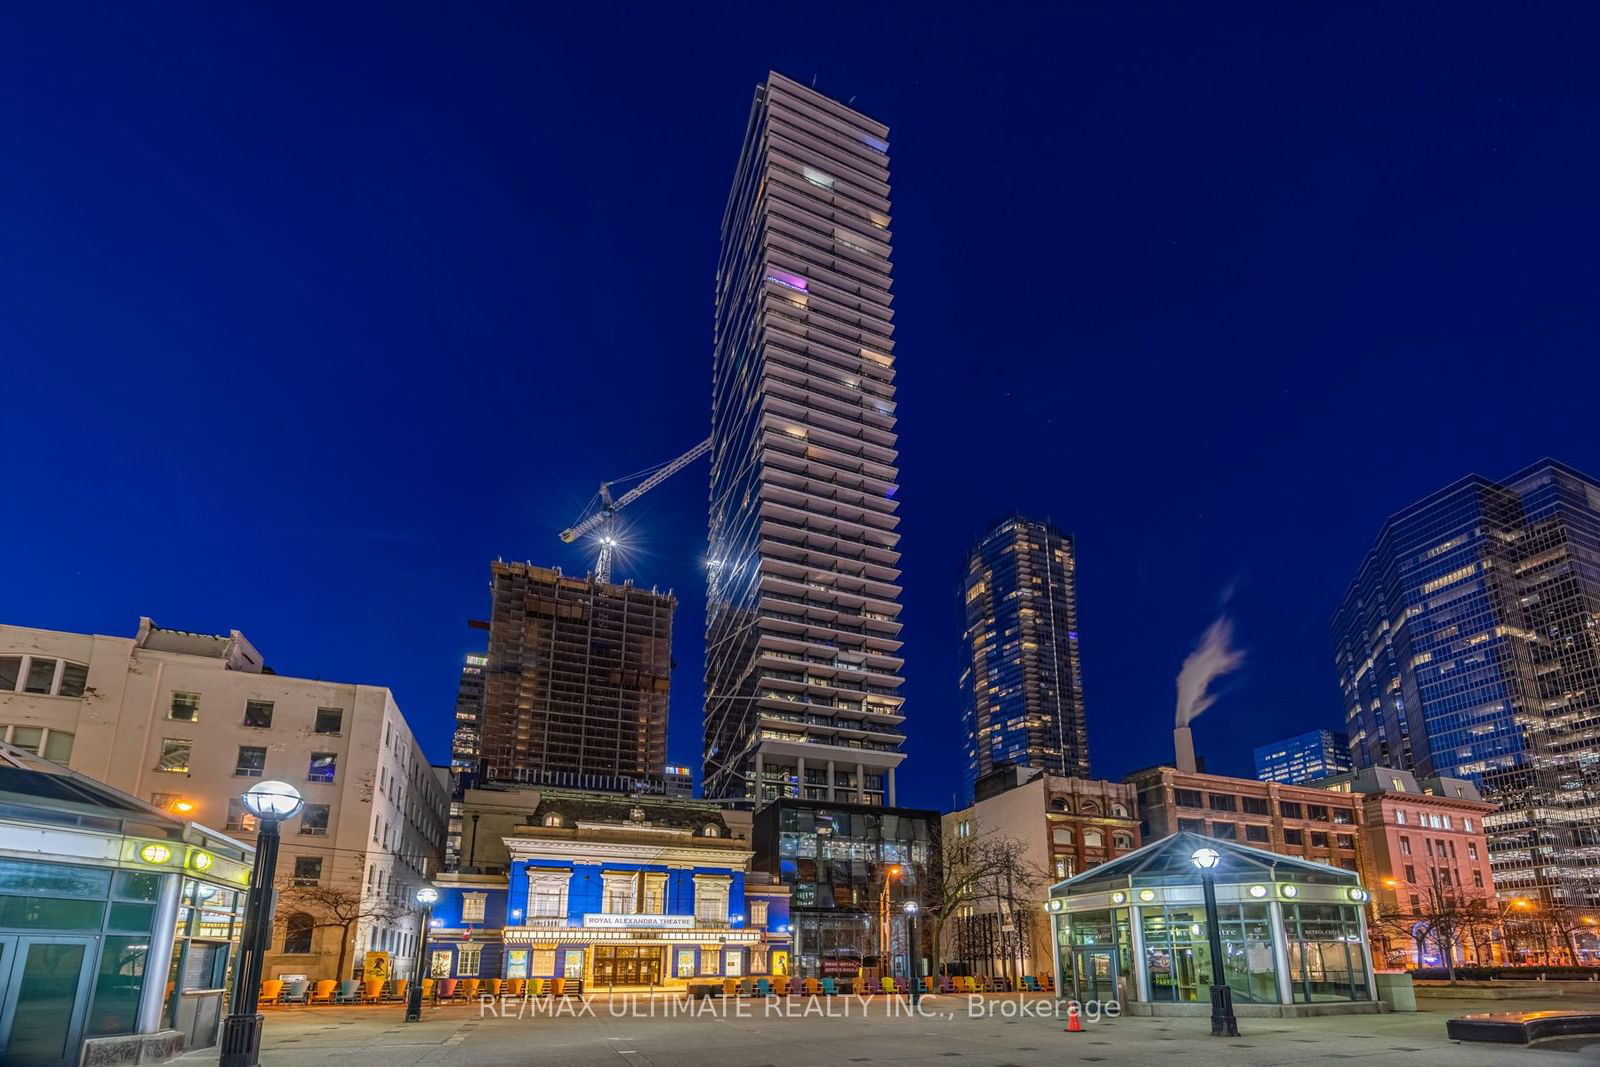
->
[180,991,1600,1066]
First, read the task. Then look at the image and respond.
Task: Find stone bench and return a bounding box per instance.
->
[1447,1010,1600,1044]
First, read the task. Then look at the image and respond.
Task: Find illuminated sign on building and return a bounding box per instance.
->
[581,914,695,930]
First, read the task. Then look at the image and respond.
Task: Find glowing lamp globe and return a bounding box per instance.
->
[1190,847,1221,871]
[416,887,439,906]
[242,780,303,820]
[903,901,919,915]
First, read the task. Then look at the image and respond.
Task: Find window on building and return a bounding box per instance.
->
[1208,794,1237,812]
[1113,833,1134,849]
[694,879,729,923]
[1210,823,1237,840]
[700,949,720,975]
[59,662,88,698]
[225,799,257,832]
[1473,870,1484,888]
[530,871,568,918]
[22,657,56,694]
[293,857,322,885]
[235,746,267,777]
[1082,829,1104,848]
[1463,818,1474,832]
[307,753,337,783]
[314,708,343,734]
[283,912,314,953]
[542,813,563,828]
[151,792,182,810]
[1404,864,1417,882]
[462,893,487,923]
[243,701,274,728]
[1283,829,1304,846]
[748,899,768,926]
[1336,834,1356,850]
[1173,789,1203,808]
[1111,803,1129,817]
[0,656,18,691]
[1242,797,1269,815]
[1278,801,1302,819]
[702,824,721,838]
[1051,827,1074,845]
[157,738,192,773]
[1399,836,1412,855]
[1245,825,1270,843]
[456,943,482,977]
[299,804,330,835]
[602,874,636,914]
[1467,843,1478,861]
[168,693,199,721]
[1395,810,1407,825]
[1177,817,1206,833]
[1310,831,1329,848]
[644,874,668,915]
[1307,805,1330,822]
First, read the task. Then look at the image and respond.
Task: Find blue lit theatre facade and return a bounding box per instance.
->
[1046,832,1378,1016]
[424,793,790,988]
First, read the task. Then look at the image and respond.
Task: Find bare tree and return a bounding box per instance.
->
[275,880,410,980]
[1375,885,1497,982]
[929,821,1047,978]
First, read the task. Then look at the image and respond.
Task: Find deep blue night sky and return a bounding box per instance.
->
[5,5,1599,811]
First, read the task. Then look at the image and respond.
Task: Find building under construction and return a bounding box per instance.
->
[478,561,674,787]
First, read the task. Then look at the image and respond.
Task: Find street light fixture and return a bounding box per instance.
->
[220,781,303,1067]
[1190,846,1239,1038]
[407,887,439,1022]
[903,901,921,1006]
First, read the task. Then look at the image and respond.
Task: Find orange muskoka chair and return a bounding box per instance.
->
[260,979,284,1003]
[361,978,384,1003]
[461,979,481,999]
[504,978,525,997]
[487,978,503,997]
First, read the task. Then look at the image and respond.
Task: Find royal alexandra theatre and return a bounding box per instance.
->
[425,793,791,990]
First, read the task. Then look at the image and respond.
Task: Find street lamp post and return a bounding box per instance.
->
[220,781,303,1067]
[903,901,920,1006]
[1190,847,1239,1038]
[406,887,439,1022]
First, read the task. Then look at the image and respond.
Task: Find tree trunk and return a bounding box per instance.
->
[336,920,354,981]
[1444,935,1457,984]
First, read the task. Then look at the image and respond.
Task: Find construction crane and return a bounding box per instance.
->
[559,437,711,584]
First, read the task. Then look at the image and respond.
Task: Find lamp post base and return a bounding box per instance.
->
[405,984,424,1022]
[1208,985,1240,1037]
[219,1012,264,1067]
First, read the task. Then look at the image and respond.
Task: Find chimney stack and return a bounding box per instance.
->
[1174,725,1197,774]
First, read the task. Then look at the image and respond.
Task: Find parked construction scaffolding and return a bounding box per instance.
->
[478,561,674,786]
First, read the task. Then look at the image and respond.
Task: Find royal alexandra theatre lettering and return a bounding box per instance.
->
[582,914,696,930]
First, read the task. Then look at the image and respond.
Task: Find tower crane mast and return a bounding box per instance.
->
[559,437,711,584]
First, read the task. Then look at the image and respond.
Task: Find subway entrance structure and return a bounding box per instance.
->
[1046,832,1380,1016]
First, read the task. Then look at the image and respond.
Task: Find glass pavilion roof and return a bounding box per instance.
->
[1049,830,1361,896]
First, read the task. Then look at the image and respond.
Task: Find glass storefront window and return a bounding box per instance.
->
[1282,903,1368,1002]
[87,935,149,1036]
[1141,903,1277,1004]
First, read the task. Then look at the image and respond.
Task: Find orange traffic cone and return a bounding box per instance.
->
[1065,1002,1083,1033]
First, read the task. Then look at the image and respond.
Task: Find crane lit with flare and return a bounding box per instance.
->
[558,437,710,584]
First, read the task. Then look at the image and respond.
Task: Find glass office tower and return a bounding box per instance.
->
[1332,459,1600,907]
[704,72,906,807]
[959,516,1088,801]
[1252,729,1352,786]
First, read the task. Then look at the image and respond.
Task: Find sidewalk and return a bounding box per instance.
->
[181,991,1600,1066]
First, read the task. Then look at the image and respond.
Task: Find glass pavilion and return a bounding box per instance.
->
[1045,832,1377,1014]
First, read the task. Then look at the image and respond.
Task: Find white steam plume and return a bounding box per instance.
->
[1175,616,1245,727]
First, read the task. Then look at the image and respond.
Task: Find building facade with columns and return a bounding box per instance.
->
[425,791,791,989]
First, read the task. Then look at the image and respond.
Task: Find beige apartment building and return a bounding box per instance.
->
[944,767,1140,979]
[0,618,448,980]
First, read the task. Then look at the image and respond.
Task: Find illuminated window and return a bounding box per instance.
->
[462,893,487,923]
[169,692,200,721]
[158,738,192,773]
[457,943,482,977]
[748,899,768,926]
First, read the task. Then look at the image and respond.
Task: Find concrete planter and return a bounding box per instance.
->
[1373,971,1416,1012]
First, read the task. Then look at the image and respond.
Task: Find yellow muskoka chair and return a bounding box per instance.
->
[260,979,284,1004]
